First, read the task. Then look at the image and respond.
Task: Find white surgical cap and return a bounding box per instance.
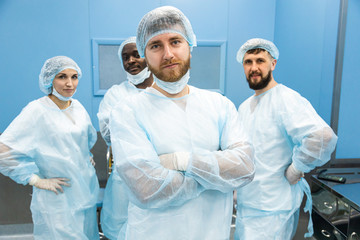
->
[118,36,137,68]
[236,38,279,63]
[136,6,197,58]
[39,56,82,94]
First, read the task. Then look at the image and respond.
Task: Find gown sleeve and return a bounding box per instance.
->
[185,97,255,192]
[110,102,204,209]
[86,110,97,150]
[279,91,338,173]
[0,104,39,185]
[97,89,117,146]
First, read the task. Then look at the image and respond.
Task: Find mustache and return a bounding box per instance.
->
[126,64,141,72]
[249,71,261,77]
[160,60,181,68]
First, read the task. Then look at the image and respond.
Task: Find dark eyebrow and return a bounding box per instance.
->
[147,36,184,47]
[147,40,161,46]
[169,36,183,41]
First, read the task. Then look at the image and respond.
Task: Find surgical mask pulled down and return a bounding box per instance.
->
[154,70,190,94]
[127,67,151,85]
[52,87,75,101]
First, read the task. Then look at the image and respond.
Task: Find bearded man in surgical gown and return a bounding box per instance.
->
[109,6,255,240]
[234,38,338,240]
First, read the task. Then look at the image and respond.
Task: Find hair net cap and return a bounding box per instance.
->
[39,56,82,95]
[118,36,137,68]
[236,38,279,63]
[136,6,197,58]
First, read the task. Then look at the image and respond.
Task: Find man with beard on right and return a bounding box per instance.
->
[234,38,338,240]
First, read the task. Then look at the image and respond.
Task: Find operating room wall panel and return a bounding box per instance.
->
[0,0,94,132]
[317,1,341,125]
[335,0,360,159]
[225,0,277,108]
[89,0,160,38]
[163,0,228,40]
[273,0,339,125]
[89,0,228,54]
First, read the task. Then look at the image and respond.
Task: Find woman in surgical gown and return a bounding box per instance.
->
[0,56,100,240]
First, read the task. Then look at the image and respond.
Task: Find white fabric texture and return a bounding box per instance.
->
[235,84,337,239]
[0,96,99,240]
[52,86,74,101]
[98,81,143,240]
[235,207,300,240]
[109,85,254,240]
[126,67,151,86]
[236,38,279,63]
[97,81,141,146]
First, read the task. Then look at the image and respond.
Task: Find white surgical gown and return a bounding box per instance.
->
[98,81,141,146]
[97,81,141,239]
[110,86,255,240]
[235,84,337,239]
[0,96,99,240]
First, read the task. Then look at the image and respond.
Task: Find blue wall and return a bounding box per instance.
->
[226,0,276,107]
[336,0,360,158]
[274,0,339,125]
[0,0,93,130]
[0,0,355,159]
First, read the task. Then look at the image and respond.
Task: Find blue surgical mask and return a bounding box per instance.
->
[154,70,190,94]
[52,87,75,101]
[126,67,151,85]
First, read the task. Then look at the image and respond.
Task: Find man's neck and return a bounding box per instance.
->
[135,75,154,89]
[254,79,278,96]
[153,83,189,98]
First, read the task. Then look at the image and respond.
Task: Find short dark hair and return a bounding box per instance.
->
[246,48,273,59]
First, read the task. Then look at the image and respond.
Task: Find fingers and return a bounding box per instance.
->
[90,157,96,167]
[45,183,60,195]
[49,185,60,195]
[51,179,70,194]
[47,178,71,194]
[285,164,304,185]
[32,177,72,194]
[291,176,303,185]
[54,184,64,194]
[56,178,71,187]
